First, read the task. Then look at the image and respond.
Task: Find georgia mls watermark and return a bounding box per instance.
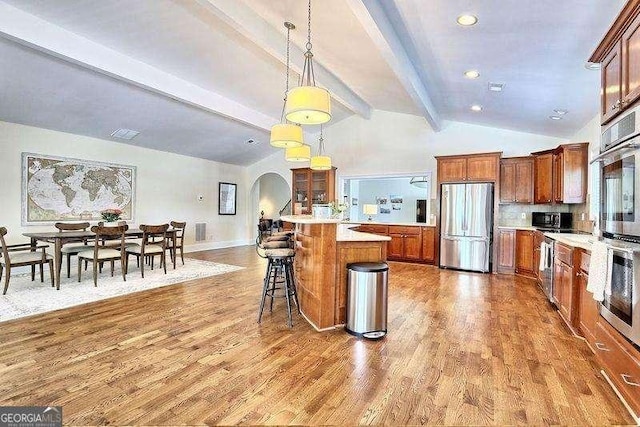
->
[0,406,62,427]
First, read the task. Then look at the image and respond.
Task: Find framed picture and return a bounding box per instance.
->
[218,182,237,215]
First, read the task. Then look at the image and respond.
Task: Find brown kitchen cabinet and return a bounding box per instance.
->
[515,230,536,277]
[388,226,421,261]
[553,144,588,204]
[532,231,544,284]
[291,167,336,215]
[533,152,554,204]
[553,242,575,324]
[577,250,599,348]
[436,152,501,183]
[532,143,588,204]
[421,226,436,264]
[594,320,640,418]
[497,229,516,274]
[590,1,640,125]
[500,157,534,204]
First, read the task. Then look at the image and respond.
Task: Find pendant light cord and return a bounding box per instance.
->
[317,124,324,156]
[300,0,316,87]
[280,23,293,123]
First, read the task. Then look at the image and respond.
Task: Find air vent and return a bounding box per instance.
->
[195,223,206,242]
[111,128,140,140]
[488,83,504,92]
[602,111,636,152]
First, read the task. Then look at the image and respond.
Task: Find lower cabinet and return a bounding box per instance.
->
[553,255,574,323]
[388,226,422,261]
[515,230,535,277]
[421,227,435,263]
[353,224,435,264]
[497,229,516,274]
[594,321,640,417]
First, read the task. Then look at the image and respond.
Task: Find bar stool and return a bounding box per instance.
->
[257,246,300,328]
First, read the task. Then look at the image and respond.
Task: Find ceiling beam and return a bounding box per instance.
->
[345,0,441,131]
[196,0,372,120]
[0,1,277,131]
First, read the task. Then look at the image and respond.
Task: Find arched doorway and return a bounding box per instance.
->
[249,172,290,238]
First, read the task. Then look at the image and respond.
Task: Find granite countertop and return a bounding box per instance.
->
[345,220,437,227]
[497,225,537,231]
[280,215,343,224]
[543,233,595,251]
[336,224,391,242]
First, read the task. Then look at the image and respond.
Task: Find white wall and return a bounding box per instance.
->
[0,121,250,249]
[247,110,565,198]
[347,177,429,223]
[258,173,289,218]
[569,114,601,220]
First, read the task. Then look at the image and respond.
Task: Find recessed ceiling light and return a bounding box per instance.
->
[457,14,478,26]
[585,62,600,70]
[554,109,568,115]
[464,70,480,79]
[246,138,258,145]
[110,128,140,140]
[471,104,483,112]
[488,83,504,92]
[549,115,562,120]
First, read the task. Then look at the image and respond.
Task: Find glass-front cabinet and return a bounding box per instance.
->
[291,167,336,214]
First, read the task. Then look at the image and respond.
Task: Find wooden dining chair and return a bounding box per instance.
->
[77,224,128,286]
[167,221,186,266]
[54,222,90,278]
[0,227,54,294]
[126,224,169,278]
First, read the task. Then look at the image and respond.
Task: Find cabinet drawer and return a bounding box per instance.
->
[595,322,640,411]
[388,225,420,235]
[580,251,591,274]
[554,243,573,267]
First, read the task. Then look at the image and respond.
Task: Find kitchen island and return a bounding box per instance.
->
[280,215,391,331]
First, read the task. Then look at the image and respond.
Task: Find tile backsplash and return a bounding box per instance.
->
[497,204,570,227]
[498,203,594,233]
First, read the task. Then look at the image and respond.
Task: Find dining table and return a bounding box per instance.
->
[22,228,179,289]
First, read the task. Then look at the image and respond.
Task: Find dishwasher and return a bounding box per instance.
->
[540,237,555,304]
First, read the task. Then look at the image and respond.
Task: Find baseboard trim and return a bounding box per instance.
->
[184,240,253,253]
[299,309,337,332]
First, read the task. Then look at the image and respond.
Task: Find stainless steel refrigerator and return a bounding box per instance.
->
[439,183,493,273]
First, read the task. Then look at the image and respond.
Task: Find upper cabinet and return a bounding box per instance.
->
[531,143,588,205]
[590,1,640,124]
[291,167,336,215]
[436,152,501,183]
[499,157,534,204]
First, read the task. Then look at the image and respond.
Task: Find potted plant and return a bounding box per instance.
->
[101,208,123,226]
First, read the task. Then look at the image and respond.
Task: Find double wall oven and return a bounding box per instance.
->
[594,104,640,346]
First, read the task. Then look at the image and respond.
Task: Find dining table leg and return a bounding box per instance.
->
[54,238,62,289]
[30,238,36,281]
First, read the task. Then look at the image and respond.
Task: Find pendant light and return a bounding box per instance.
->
[285,143,311,162]
[310,125,331,170]
[270,22,304,148]
[284,0,331,125]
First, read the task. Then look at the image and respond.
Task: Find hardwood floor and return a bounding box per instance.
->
[0,246,632,425]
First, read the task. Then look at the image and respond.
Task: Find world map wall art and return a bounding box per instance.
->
[21,153,136,225]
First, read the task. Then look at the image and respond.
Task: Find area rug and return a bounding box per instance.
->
[0,258,244,322]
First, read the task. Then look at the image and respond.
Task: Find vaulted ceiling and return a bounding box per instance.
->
[0,0,626,165]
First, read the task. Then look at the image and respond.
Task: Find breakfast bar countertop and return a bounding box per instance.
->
[337,224,391,242]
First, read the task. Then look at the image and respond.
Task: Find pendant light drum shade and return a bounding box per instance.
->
[285,86,331,125]
[270,123,303,148]
[285,144,311,162]
[310,155,331,170]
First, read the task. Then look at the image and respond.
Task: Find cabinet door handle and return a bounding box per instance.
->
[621,374,640,387]
[595,342,610,352]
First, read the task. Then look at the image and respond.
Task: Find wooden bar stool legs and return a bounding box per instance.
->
[257,250,299,328]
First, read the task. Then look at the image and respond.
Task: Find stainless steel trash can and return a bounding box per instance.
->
[345,262,389,339]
